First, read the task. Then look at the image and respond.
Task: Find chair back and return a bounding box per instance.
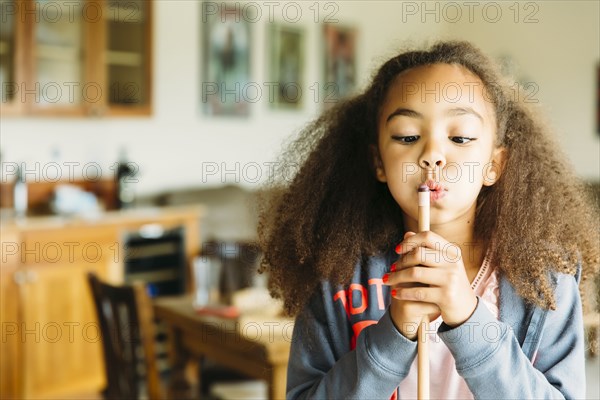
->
[87,273,162,400]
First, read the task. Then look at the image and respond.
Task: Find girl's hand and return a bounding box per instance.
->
[389,292,440,341]
[387,232,440,340]
[385,231,478,329]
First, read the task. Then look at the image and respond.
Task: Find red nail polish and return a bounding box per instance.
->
[382,273,389,283]
[395,243,402,254]
[390,263,396,272]
[391,289,397,297]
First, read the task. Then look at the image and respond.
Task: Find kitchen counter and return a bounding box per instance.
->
[0,205,204,399]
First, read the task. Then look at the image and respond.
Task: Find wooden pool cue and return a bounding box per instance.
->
[417,184,430,400]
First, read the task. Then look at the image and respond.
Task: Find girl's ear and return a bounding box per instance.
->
[483,147,507,186]
[369,144,387,182]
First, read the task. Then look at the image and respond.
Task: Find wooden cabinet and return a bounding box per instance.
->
[17,229,116,398]
[0,228,21,398]
[0,0,153,117]
[0,207,202,399]
[19,262,109,397]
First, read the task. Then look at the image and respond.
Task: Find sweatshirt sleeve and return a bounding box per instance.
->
[286,282,418,399]
[437,270,586,399]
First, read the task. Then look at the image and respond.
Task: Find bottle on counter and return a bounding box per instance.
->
[13,164,28,218]
[115,148,136,209]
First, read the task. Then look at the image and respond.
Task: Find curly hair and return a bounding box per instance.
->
[257,40,600,316]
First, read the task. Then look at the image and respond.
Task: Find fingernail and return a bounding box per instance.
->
[390,263,396,272]
[382,273,389,283]
[395,243,402,254]
[391,289,397,297]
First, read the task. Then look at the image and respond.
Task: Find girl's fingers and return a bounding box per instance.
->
[393,286,440,304]
[396,231,440,254]
[404,231,416,239]
[384,266,445,287]
[393,247,422,270]
[393,245,443,271]
[395,231,461,260]
[390,299,440,315]
[396,231,417,253]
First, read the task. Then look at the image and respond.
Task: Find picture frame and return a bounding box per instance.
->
[322,23,357,109]
[201,3,251,117]
[267,23,305,110]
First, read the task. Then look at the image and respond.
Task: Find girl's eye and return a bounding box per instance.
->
[450,137,477,144]
[392,135,419,144]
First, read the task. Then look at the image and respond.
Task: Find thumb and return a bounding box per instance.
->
[404,231,416,239]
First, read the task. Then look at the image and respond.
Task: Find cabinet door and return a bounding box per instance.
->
[105,0,152,115]
[0,229,21,398]
[18,259,112,398]
[1,0,153,117]
[27,0,90,116]
[0,0,26,115]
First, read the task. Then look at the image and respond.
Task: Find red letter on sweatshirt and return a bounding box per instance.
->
[333,290,350,318]
[349,284,367,315]
[368,278,385,310]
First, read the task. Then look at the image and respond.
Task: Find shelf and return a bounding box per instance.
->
[125,269,180,283]
[36,44,80,62]
[107,50,142,67]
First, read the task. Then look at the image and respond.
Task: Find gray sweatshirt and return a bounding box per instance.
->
[287,247,586,399]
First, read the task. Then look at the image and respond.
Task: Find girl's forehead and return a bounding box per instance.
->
[394,63,479,84]
[381,63,496,124]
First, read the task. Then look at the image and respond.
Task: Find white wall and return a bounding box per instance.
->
[1,1,598,196]
[440,0,600,179]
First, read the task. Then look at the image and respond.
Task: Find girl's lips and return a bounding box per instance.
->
[420,179,447,192]
[418,179,448,202]
[430,189,446,202]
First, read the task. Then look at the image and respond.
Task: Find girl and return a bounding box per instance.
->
[257,41,599,399]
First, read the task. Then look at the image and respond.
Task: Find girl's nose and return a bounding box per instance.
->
[420,158,445,168]
[419,140,446,169]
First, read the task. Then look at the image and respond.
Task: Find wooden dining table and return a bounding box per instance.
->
[153,296,293,399]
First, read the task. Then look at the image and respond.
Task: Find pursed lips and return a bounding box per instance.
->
[418,179,448,201]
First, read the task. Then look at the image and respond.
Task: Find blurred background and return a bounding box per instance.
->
[0,1,598,399]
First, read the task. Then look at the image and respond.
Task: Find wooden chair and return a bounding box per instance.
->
[87,273,163,400]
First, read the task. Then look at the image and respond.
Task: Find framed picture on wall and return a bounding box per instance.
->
[267,24,305,110]
[322,24,357,109]
[201,3,250,117]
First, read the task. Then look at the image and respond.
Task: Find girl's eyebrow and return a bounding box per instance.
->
[385,106,483,124]
[447,106,484,123]
[386,108,422,124]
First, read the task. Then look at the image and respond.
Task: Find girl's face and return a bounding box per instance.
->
[374,63,506,226]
